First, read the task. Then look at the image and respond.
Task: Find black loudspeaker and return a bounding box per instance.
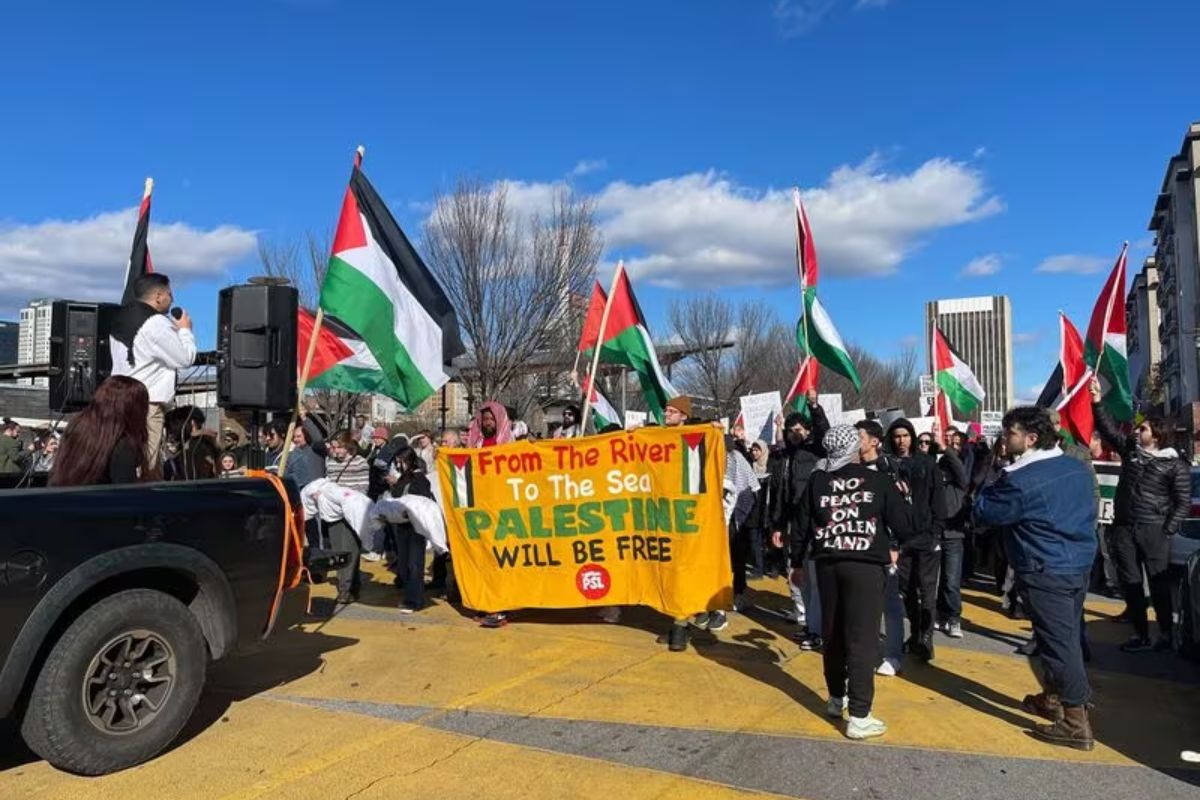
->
[217,284,298,411]
[49,301,119,412]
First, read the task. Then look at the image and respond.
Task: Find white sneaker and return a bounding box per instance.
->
[1182,750,1200,763]
[825,696,848,718]
[875,658,901,677]
[361,551,383,562]
[846,714,887,740]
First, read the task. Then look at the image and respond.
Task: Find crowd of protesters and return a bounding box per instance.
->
[4,282,1194,753]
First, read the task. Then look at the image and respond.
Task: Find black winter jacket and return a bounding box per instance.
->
[766,403,830,533]
[936,448,970,539]
[1094,404,1190,534]
[885,418,944,550]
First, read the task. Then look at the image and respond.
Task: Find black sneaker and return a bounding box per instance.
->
[798,634,823,651]
[707,610,729,631]
[1120,636,1152,653]
[479,612,508,628]
[668,624,690,652]
[1016,639,1039,656]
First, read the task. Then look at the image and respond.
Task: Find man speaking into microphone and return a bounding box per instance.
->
[109,273,197,471]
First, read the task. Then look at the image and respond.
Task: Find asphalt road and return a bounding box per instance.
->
[3,567,1198,799]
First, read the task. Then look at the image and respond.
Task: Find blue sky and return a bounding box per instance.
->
[2,0,1198,401]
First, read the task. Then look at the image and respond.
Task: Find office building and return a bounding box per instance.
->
[924,295,1014,419]
[1126,258,1161,408]
[17,299,54,388]
[1149,122,1200,440]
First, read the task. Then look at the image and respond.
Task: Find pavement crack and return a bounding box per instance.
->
[342,771,400,800]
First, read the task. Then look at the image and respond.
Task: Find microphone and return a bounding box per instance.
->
[170,307,183,320]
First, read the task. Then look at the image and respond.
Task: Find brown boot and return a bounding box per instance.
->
[1032,704,1094,751]
[1022,692,1064,722]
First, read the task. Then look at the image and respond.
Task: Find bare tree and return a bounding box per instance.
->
[257,231,361,428]
[812,344,921,414]
[423,179,601,416]
[668,295,777,416]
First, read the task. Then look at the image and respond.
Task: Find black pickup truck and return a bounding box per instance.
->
[0,474,340,775]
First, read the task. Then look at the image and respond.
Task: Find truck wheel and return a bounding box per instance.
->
[20,588,208,775]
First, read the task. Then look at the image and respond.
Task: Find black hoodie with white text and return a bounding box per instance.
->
[795,463,913,566]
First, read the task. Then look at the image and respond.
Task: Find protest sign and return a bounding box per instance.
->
[624,411,647,430]
[738,391,782,443]
[842,408,866,424]
[437,425,733,618]
[981,411,1003,438]
[818,393,843,422]
[909,416,937,436]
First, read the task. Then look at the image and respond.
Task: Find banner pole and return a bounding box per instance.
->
[581,261,624,433]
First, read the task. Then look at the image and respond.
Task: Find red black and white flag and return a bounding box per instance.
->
[121,178,154,305]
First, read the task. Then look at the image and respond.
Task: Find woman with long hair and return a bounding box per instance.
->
[50,376,150,486]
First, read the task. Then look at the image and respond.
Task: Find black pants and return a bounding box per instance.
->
[898,547,939,640]
[326,519,361,597]
[730,519,749,596]
[1019,570,1091,705]
[1110,523,1174,639]
[748,526,766,576]
[817,559,887,718]
[396,526,427,609]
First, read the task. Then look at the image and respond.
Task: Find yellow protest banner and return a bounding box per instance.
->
[437,424,732,619]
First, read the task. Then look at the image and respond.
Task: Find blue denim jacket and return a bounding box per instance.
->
[973,448,1097,574]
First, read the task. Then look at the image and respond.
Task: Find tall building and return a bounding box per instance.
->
[1148,122,1200,434]
[1127,257,1161,408]
[17,299,54,388]
[924,295,1014,419]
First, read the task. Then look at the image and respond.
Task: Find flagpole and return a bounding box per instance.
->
[793,188,814,381]
[581,260,624,433]
[279,145,364,475]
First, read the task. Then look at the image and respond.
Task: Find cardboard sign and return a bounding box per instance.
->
[738,391,783,444]
[624,411,648,430]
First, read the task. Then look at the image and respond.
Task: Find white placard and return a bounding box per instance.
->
[738,391,783,444]
[818,393,843,420]
[624,410,647,430]
[842,408,866,424]
[909,416,937,436]
[980,410,1003,437]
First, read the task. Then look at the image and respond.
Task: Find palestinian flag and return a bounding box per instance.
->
[933,327,985,415]
[447,453,474,508]
[583,372,620,430]
[577,281,606,352]
[1035,362,1065,409]
[120,178,154,305]
[934,390,953,440]
[297,307,394,395]
[579,262,678,422]
[784,357,818,419]
[1085,243,1133,421]
[680,432,707,495]
[1055,312,1094,446]
[793,191,861,391]
[317,150,464,410]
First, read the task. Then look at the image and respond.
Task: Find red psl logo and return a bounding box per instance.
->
[575,564,611,601]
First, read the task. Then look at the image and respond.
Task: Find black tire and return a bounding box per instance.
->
[20,588,208,775]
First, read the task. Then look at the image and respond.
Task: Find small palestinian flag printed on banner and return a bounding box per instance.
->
[448,454,475,508]
[680,433,707,495]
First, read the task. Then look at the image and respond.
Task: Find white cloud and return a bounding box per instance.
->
[961,253,1002,277]
[775,0,891,36]
[596,154,1003,288]
[1013,331,1040,345]
[570,159,608,177]
[973,146,988,159]
[0,208,256,312]
[1035,253,1109,275]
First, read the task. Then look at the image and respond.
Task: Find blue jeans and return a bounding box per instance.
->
[938,538,965,622]
[1018,569,1091,706]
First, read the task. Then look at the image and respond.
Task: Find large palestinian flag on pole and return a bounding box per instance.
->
[793,190,861,392]
[1085,243,1133,422]
[579,264,678,422]
[120,178,154,305]
[933,327,985,415]
[317,152,464,410]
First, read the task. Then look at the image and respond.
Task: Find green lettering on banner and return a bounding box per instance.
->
[495,508,529,540]
[528,507,553,538]
[465,510,493,540]
[577,502,604,535]
[602,499,631,531]
[630,495,645,531]
[552,504,578,538]
[647,498,672,533]
[673,499,698,533]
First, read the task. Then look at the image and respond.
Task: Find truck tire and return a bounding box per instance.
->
[20,588,208,775]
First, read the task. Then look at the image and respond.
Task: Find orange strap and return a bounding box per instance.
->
[247,470,310,636]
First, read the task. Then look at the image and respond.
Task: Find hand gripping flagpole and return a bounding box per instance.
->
[581,260,624,434]
[278,145,363,477]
